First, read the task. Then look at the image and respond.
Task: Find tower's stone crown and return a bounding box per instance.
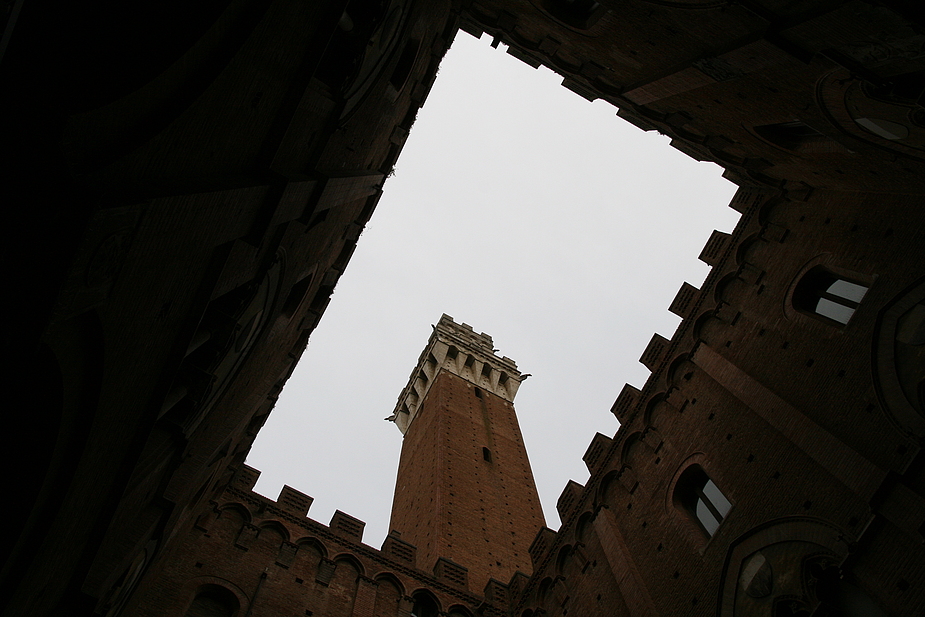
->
[391,314,523,433]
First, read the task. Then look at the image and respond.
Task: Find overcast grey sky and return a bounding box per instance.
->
[246,32,740,550]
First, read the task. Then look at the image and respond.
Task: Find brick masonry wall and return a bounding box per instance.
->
[125,477,494,617]
[390,370,546,593]
[516,186,925,617]
[466,0,925,196]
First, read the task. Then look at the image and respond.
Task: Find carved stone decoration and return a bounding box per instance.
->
[735,543,833,615]
[873,277,925,439]
[801,555,889,617]
[718,519,851,617]
[817,69,925,159]
[740,552,773,599]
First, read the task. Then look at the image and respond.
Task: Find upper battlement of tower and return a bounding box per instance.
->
[389,314,524,434]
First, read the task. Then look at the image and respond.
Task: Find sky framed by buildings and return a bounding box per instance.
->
[247,31,741,548]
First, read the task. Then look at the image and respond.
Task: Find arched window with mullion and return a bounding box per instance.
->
[793,267,869,326]
[675,465,732,537]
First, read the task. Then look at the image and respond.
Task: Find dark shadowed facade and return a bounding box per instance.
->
[3,0,925,615]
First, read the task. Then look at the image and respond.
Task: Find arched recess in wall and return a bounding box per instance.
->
[333,553,366,578]
[622,425,663,479]
[667,355,696,388]
[575,510,596,544]
[756,196,803,228]
[554,544,574,577]
[642,425,664,454]
[216,502,252,525]
[373,573,404,616]
[714,271,747,307]
[717,518,886,617]
[644,390,675,429]
[295,536,328,558]
[374,572,405,595]
[596,469,625,510]
[620,431,647,471]
[324,556,362,616]
[873,276,925,439]
[735,233,770,267]
[182,580,248,617]
[447,604,475,617]
[256,520,290,544]
[558,542,589,581]
[409,589,441,617]
[692,310,726,346]
[535,577,555,607]
[291,538,327,579]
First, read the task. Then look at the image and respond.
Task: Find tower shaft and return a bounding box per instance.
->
[388,315,545,591]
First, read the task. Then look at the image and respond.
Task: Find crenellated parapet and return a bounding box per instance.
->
[130,464,510,616]
[390,314,523,434]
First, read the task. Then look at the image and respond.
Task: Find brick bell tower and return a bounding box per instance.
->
[387,315,546,592]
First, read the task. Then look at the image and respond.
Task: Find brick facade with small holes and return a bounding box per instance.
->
[515,186,925,617]
[390,371,546,592]
[125,469,502,617]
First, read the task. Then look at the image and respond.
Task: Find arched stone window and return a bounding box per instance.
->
[793,267,868,326]
[674,465,731,536]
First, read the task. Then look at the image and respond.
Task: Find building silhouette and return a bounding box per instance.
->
[3,0,925,615]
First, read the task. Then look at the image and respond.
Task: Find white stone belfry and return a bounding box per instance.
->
[389,314,524,434]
